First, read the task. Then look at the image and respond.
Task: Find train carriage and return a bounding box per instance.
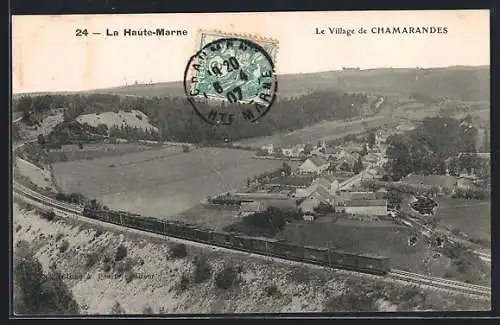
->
[164,222,185,237]
[267,241,304,260]
[121,214,160,232]
[302,245,329,264]
[233,235,263,252]
[211,231,233,247]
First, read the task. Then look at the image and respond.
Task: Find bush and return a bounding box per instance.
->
[264,284,280,297]
[323,288,375,312]
[170,243,187,258]
[55,232,64,242]
[102,262,112,273]
[192,254,211,283]
[214,265,239,289]
[114,258,134,276]
[177,274,190,292]
[125,271,135,283]
[111,301,126,314]
[41,211,56,221]
[143,306,154,314]
[182,145,190,153]
[14,246,79,315]
[85,251,100,268]
[15,225,22,233]
[115,244,127,261]
[94,228,103,237]
[59,240,69,253]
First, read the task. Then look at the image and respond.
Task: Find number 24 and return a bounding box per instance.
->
[75,29,89,36]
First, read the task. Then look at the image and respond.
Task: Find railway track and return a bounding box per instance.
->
[390,269,490,299]
[13,181,491,300]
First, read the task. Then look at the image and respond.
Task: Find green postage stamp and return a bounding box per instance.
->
[184,30,279,125]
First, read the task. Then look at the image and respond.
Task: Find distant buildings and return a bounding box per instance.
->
[234,191,292,201]
[299,156,330,174]
[261,144,275,154]
[239,199,298,216]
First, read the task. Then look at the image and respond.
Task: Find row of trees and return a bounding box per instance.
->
[384,116,478,181]
[14,91,366,144]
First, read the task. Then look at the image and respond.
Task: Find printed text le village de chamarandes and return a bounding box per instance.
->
[316,26,449,36]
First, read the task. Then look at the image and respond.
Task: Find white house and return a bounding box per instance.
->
[303,214,315,222]
[261,144,274,154]
[299,156,330,174]
[343,199,387,216]
[299,186,335,214]
[282,148,294,157]
[299,196,321,214]
[292,144,306,157]
[312,175,340,195]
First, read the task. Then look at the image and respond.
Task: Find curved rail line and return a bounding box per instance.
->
[13,181,491,300]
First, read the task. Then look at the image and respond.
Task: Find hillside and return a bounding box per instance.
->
[13,66,489,102]
[13,203,489,314]
[79,66,489,101]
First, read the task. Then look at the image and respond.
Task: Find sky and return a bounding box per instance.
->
[12,10,490,93]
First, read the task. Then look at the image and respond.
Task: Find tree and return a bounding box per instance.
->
[352,157,364,174]
[367,131,376,149]
[339,162,350,172]
[447,157,460,176]
[281,162,292,176]
[17,96,33,122]
[14,242,79,315]
[327,161,337,172]
[37,134,46,147]
[115,244,127,261]
[386,190,403,209]
[302,144,313,155]
[360,144,368,156]
[481,127,490,152]
[95,123,108,135]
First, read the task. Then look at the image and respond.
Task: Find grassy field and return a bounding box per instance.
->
[52,147,296,217]
[232,115,386,148]
[275,217,490,285]
[435,198,491,245]
[172,204,241,230]
[48,143,176,163]
[400,193,491,246]
[275,219,427,272]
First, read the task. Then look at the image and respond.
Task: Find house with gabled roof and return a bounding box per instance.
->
[299,155,330,174]
[343,199,387,216]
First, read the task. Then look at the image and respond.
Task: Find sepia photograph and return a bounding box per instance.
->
[11,10,491,316]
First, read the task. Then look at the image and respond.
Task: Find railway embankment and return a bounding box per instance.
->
[13,201,490,314]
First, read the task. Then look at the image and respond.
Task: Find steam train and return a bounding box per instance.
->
[83,208,391,275]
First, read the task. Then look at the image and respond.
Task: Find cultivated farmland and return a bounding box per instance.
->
[232,115,387,149]
[52,147,297,217]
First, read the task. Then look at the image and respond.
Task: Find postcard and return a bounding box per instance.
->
[12,10,491,316]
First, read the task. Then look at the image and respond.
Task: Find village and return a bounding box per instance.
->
[207,122,490,233]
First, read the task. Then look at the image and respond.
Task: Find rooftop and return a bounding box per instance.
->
[345,199,387,207]
[308,156,329,167]
[402,174,458,188]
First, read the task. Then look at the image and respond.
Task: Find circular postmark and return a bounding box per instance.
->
[183,37,278,125]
